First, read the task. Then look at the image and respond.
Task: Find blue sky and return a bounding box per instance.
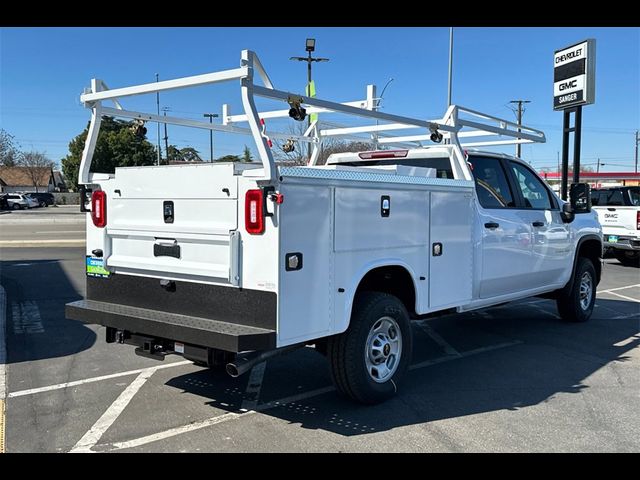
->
[1,27,638,172]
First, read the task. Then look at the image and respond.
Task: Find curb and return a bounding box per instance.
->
[0,285,7,453]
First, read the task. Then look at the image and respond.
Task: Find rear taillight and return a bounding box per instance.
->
[91,190,107,228]
[245,189,264,235]
[637,211,640,230]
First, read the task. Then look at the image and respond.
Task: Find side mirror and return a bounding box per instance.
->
[560,202,575,223]
[570,183,591,214]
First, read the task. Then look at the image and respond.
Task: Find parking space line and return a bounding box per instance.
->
[602,291,640,304]
[8,360,192,398]
[613,334,640,348]
[416,321,460,356]
[70,368,156,453]
[99,342,521,452]
[109,411,252,451]
[410,341,522,370]
[240,361,267,412]
[599,284,640,294]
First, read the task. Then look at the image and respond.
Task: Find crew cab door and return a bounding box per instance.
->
[469,156,534,298]
[506,160,571,287]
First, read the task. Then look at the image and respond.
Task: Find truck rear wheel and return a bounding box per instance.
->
[327,292,413,404]
[613,250,640,267]
[556,257,596,322]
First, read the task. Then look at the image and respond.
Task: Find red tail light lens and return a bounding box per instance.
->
[91,190,107,228]
[245,189,264,234]
[358,150,408,159]
[636,211,640,230]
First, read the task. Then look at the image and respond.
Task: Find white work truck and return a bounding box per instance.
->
[591,187,640,266]
[66,51,603,404]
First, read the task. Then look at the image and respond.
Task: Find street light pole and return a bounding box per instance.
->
[203,113,219,162]
[290,38,329,161]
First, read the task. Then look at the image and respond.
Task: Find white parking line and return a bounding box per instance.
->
[613,334,640,348]
[599,284,640,294]
[416,321,460,356]
[99,341,522,452]
[109,411,252,451]
[8,360,192,398]
[70,369,156,453]
[601,291,640,304]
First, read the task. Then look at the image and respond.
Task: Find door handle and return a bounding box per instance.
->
[532,221,544,227]
[484,222,499,229]
[607,208,616,211]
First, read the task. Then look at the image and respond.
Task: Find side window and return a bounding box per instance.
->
[591,191,600,206]
[468,156,515,209]
[606,190,624,206]
[509,161,552,210]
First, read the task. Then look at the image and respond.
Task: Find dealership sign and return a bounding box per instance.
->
[553,39,596,110]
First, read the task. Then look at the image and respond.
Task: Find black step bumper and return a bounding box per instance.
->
[66,299,276,352]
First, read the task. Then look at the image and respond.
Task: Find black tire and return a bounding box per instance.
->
[613,250,640,267]
[12,203,20,210]
[556,257,597,322]
[39,201,46,208]
[327,291,413,405]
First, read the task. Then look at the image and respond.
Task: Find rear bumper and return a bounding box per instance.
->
[604,235,640,251]
[66,299,276,352]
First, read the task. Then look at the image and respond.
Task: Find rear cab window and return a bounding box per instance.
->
[467,156,515,209]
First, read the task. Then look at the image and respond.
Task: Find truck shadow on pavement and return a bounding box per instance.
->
[166,297,638,437]
[0,258,95,363]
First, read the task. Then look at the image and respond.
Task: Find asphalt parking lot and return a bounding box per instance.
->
[0,229,638,452]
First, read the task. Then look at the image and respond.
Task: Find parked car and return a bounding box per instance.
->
[26,192,55,207]
[592,186,640,266]
[5,193,34,210]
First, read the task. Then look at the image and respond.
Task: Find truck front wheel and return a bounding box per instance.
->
[327,292,413,404]
[556,257,597,322]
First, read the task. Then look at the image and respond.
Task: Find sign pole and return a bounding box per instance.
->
[572,105,583,185]
[561,109,571,201]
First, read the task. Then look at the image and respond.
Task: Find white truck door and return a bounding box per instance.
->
[468,156,534,299]
[507,160,572,287]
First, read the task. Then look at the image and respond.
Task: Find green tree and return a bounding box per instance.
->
[61,117,157,190]
[242,145,253,163]
[216,154,242,163]
[165,145,202,163]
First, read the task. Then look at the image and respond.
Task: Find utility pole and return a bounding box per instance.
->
[290,38,329,160]
[596,158,604,174]
[155,74,161,165]
[162,107,170,163]
[203,113,219,162]
[635,130,639,173]
[509,100,531,159]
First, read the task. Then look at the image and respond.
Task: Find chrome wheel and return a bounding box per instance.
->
[364,316,402,383]
[579,272,593,311]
